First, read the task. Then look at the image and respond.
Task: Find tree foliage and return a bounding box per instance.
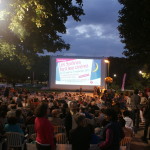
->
[109,57,150,90]
[0,0,84,65]
[0,56,29,82]
[0,55,49,83]
[118,0,150,65]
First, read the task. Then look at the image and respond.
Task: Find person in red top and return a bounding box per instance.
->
[35,102,55,150]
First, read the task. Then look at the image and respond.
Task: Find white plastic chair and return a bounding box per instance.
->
[0,138,6,150]
[5,132,26,150]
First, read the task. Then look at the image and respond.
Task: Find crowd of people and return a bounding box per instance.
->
[0,87,150,150]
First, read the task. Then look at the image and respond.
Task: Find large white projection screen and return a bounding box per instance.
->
[56,58,101,85]
[49,56,106,91]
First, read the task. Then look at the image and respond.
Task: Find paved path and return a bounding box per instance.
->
[131,124,150,150]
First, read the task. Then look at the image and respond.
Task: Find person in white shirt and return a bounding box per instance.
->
[123,111,133,130]
[139,92,147,123]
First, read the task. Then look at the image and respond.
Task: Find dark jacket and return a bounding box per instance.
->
[70,126,91,150]
[99,121,124,150]
[131,94,141,109]
[65,112,72,139]
[143,100,150,119]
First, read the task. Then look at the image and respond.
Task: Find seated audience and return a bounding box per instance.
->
[25,111,35,125]
[4,116,24,134]
[49,109,63,126]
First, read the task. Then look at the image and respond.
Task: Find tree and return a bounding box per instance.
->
[0,0,84,65]
[109,57,150,90]
[29,55,49,82]
[118,0,150,66]
[0,57,29,83]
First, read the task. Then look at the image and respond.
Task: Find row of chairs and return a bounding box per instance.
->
[0,133,131,150]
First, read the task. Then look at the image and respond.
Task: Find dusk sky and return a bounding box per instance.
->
[51,0,125,58]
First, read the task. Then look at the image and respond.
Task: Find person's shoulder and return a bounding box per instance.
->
[35,117,47,122]
[4,124,9,128]
[124,116,132,120]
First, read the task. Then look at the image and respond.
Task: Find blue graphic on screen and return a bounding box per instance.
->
[90,59,101,80]
[56,63,60,81]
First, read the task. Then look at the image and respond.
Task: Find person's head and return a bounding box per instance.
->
[80,107,85,113]
[0,111,7,118]
[51,109,60,117]
[101,119,109,127]
[27,111,34,117]
[124,91,129,96]
[16,109,22,118]
[35,102,49,117]
[104,108,117,121]
[123,110,130,117]
[69,101,78,113]
[91,101,96,106]
[119,118,126,128]
[10,100,16,109]
[134,89,139,95]
[95,127,101,135]
[7,116,17,125]
[74,113,85,126]
[11,100,16,104]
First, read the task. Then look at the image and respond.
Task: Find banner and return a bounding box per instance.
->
[121,73,126,91]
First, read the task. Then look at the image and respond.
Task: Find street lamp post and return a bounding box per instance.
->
[104,59,110,89]
[104,59,110,77]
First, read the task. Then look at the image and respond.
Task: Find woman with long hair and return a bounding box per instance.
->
[35,102,55,150]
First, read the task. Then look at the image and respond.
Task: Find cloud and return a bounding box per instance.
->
[70,24,119,42]
[48,0,125,58]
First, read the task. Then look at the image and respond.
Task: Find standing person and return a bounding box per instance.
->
[98,109,124,150]
[97,87,101,98]
[35,102,55,150]
[124,91,131,105]
[130,89,141,129]
[80,86,82,95]
[69,114,91,150]
[93,86,97,96]
[141,99,150,143]
[4,87,9,98]
[139,92,147,123]
[65,101,78,140]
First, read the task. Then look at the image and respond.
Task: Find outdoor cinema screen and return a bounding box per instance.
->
[55,58,101,86]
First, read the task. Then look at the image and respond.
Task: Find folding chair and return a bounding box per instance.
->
[120,137,132,150]
[5,132,26,150]
[55,133,69,144]
[0,138,6,150]
[53,125,66,134]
